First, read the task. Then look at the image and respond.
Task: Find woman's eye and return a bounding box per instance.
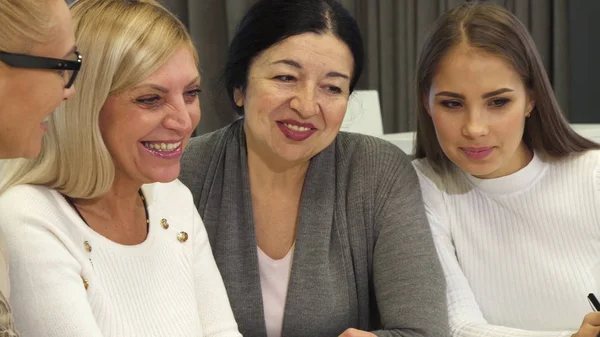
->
[490,98,510,107]
[135,95,161,106]
[185,89,202,96]
[326,86,342,94]
[274,75,296,82]
[184,89,202,103]
[440,100,463,109]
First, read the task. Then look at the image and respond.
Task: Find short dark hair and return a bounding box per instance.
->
[414,1,599,172]
[224,0,364,115]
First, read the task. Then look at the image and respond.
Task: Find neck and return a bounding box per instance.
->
[71,174,143,227]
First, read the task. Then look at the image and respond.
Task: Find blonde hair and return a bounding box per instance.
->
[0,0,199,198]
[0,0,58,53]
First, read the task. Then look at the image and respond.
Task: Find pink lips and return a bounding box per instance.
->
[277,119,317,142]
[461,147,494,160]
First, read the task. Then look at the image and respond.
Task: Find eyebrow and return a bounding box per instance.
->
[435,88,515,99]
[271,59,350,80]
[133,76,201,93]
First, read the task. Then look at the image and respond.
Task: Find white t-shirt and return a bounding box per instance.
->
[257,244,294,337]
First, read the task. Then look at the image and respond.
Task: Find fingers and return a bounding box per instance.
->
[574,313,600,337]
[584,312,600,326]
[338,328,377,337]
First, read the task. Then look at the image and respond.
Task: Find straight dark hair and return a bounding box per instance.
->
[224,0,364,115]
[414,1,599,172]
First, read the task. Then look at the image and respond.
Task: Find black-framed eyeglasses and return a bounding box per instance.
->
[0,50,82,89]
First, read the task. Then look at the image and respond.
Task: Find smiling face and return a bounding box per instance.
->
[99,46,201,186]
[0,0,77,159]
[235,32,354,166]
[425,44,535,179]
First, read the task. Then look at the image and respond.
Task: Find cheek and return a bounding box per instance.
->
[495,112,527,144]
[430,110,456,141]
[18,74,63,117]
[37,73,64,103]
[98,107,128,153]
[322,101,347,130]
[246,82,290,118]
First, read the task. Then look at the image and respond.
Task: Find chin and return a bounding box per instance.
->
[460,162,500,178]
[145,166,181,184]
[275,147,314,164]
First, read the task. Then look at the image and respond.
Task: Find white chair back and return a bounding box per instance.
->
[340,90,383,136]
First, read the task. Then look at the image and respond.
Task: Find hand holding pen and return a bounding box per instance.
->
[570,294,600,337]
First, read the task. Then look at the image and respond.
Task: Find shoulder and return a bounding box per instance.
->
[412,158,443,190]
[336,132,413,174]
[412,157,467,195]
[185,128,227,157]
[142,180,199,231]
[550,149,600,170]
[533,150,600,184]
[180,121,241,193]
[0,184,80,247]
[143,180,195,211]
[183,120,241,163]
[0,184,66,222]
[410,157,468,225]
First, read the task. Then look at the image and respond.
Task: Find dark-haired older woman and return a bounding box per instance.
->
[179,0,449,336]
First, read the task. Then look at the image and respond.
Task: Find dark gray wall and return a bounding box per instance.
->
[569,1,600,122]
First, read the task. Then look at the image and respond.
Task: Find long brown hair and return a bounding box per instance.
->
[414,1,599,173]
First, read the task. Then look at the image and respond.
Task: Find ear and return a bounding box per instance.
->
[233,88,244,107]
[526,91,535,116]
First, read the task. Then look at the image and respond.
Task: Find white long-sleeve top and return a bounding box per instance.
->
[413,150,600,337]
[0,181,241,337]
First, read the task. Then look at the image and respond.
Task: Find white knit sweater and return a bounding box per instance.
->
[413,150,600,337]
[0,181,241,337]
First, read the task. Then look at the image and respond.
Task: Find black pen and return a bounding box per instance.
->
[588,293,600,312]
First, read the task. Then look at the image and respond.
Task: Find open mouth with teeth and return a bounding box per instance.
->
[141,141,182,152]
[279,122,314,132]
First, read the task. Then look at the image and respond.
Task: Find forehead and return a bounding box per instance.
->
[142,47,199,82]
[432,45,524,92]
[253,32,354,72]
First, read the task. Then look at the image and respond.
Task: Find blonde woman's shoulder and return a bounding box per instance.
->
[0,184,68,230]
[0,184,56,208]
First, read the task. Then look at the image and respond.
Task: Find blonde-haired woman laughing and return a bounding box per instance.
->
[0,1,240,336]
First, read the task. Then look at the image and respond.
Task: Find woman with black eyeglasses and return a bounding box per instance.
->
[0,0,81,160]
[0,0,81,335]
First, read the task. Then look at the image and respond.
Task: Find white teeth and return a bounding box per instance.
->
[142,141,182,152]
[284,123,310,132]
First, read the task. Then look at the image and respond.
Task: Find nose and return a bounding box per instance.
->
[63,84,76,101]
[461,109,489,138]
[289,84,319,118]
[163,101,194,135]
